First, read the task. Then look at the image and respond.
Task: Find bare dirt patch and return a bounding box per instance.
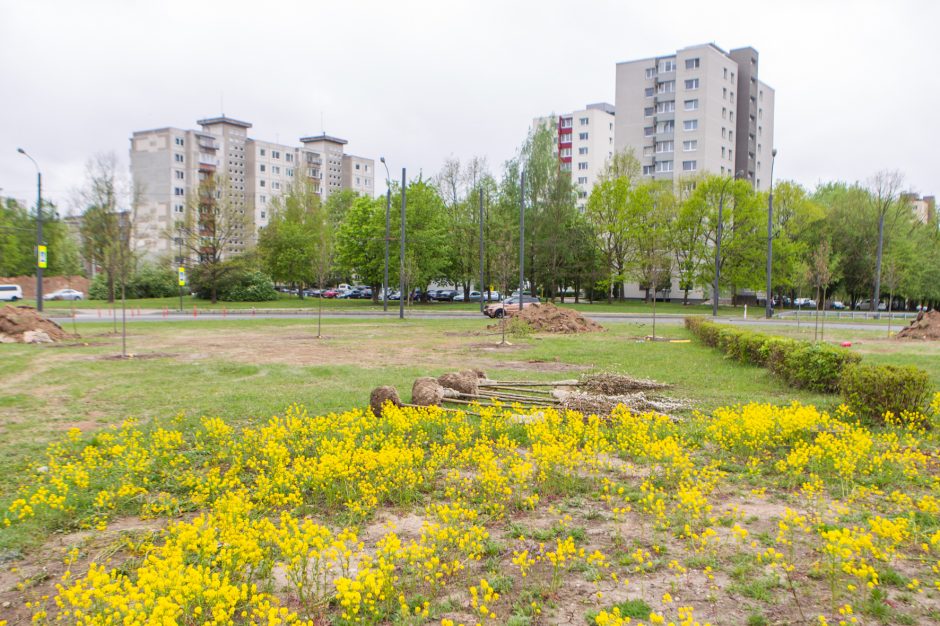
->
[487,303,604,334]
[895,309,940,340]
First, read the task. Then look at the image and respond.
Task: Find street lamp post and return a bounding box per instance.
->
[766,148,778,319]
[399,168,406,320]
[17,148,43,311]
[712,172,741,317]
[519,171,525,314]
[380,157,391,313]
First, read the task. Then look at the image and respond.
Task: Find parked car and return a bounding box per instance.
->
[0,284,24,302]
[453,291,482,302]
[43,288,84,301]
[483,291,501,302]
[483,295,541,318]
[322,289,340,298]
[435,289,458,301]
[794,298,816,308]
[830,300,846,310]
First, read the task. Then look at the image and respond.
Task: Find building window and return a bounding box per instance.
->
[260,180,266,187]
[260,164,266,172]
[355,177,361,184]
[577,176,588,184]
[655,160,673,173]
[272,166,280,174]
[174,204,184,213]
[175,137,184,146]
[656,141,674,153]
[722,147,727,158]
[656,80,675,94]
[260,211,266,219]
[645,67,656,78]
[730,91,735,104]
[260,195,267,203]
[560,117,573,128]
[656,120,674,133]
[561,162,572,172]
[579,117,589,125]
[578,147,588,155]
[272,150,280,159]
[174,187,184,196]
[685,78,699,90]
[174,153,184,163]
[683,119,698,131]
[272,182,281,190]
[287,168,294,177]
[642,165,654,175]
[644,126,654,137]
[285,153,293,162]
[659,59,676,72]
[683,140,698,151]
[722,127,727,139]
[644,87,654,97]
[260,148,266,156]
[642,146,654,157]
[579,132,589,140]
[656,101,675,113]
[175,170,184,180]
[560,148,572,157]
[682,160,697,172]
[578,162,588,170]
[728,149,733,161]
[684,99,699,111]
[685,57,700,69]
[644,106,654,117]
[731,72,735,82]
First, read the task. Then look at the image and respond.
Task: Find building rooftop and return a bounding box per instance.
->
[586,102,615,115]
[197,116,253,129]
[300,134,348,145]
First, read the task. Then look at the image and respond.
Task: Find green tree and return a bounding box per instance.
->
[258,179,322,297]
[334,195,386,291]
[585,176,631,302]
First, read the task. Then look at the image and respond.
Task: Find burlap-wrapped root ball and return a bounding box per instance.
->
[412,377,445,406]
[370,386,402,417]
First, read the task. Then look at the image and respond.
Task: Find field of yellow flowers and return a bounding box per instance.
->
[2,394,940,625]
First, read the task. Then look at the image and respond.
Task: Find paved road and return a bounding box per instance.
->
[48,308,893,332]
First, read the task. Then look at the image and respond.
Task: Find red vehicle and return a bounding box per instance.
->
[322,289,340,298]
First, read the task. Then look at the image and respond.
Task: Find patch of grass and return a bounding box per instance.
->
[730,574,780,601]
[586,599,652,624]
[746,611,769,626]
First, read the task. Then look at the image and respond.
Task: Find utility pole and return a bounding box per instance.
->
[399,168,406,320]
[17,149,43,311]
[519,171,525,313]
[479,187,485,314]
[178,225,184,312]
[766,148,778,319]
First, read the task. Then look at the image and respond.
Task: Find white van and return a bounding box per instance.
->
[0,285,24,302]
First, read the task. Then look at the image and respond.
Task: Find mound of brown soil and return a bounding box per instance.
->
[0,305,71,343]
[488,303,604,334]
[896,310,940,340]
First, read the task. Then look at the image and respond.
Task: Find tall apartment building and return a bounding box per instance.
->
[615,44,775,189]
[902,193,936,225]
[130,117,374,259]
[533,103,616,207]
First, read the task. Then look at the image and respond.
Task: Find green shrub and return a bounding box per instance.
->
[223,271,278,302]
[781,343,861,392]
[128,263,177,298]
[760,336,799,376]
[840,364,932,424]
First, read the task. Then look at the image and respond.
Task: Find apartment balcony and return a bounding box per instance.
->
[197,137,218,151]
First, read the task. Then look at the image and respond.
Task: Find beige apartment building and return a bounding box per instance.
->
[903,193,936,225]
[533,103,616,208]
[615,44,775,189]
[130,117,374,260]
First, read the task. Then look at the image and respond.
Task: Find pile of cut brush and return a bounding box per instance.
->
[370,370,686,419]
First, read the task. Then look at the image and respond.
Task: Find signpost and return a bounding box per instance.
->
[37,245,47,269]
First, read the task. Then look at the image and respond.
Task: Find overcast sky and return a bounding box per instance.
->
[1,0,936,212]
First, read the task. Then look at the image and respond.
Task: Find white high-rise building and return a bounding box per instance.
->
[534,102,616,207]
[615,44,775,189]
[130,117,374,259]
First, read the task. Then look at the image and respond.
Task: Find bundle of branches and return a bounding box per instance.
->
[552,389,687,416]
[578,373,670,394]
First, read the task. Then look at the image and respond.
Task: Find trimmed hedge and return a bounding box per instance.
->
[684,316,861,392]
[839,363,932,424]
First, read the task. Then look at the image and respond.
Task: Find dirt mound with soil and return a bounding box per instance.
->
[895,310,940,340]
[0,305,71,343]
[488,303,604,334]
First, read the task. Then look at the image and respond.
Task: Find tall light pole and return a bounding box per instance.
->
[399,168,406,320]
[712,172,742,317]
[479,187,485,314]
[380,157,391,313]
[519,171,525,313]
[766,148,778,319]
[17,148,43,311]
